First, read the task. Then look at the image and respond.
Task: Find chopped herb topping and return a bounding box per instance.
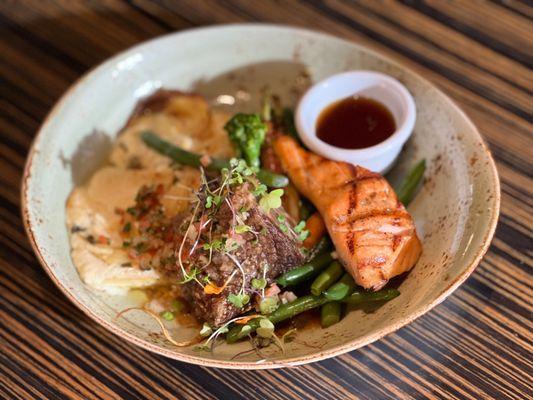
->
[70,225,85,233]
[122,222,132,233]
[159,310,174,321]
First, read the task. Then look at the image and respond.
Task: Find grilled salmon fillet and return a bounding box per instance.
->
[274,135,422,290]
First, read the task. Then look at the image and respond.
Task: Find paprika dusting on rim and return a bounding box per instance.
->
[316,96,396,149]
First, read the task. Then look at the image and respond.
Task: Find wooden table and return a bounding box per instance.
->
[1,1,531,399]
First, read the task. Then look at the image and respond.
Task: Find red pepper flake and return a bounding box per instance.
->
[98,235,110,245]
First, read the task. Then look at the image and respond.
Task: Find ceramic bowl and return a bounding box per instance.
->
[22,24,500,369]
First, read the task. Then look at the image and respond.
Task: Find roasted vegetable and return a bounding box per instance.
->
[224,113,267,168]
[302,212,327,249]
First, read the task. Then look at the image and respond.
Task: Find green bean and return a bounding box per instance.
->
[225,288,401,343]
[256,169,289,188]
[281,108,299,139]
[343,288,400,304]
[320,302,342,328]
[305,236,331,261]
[298,197,315,221]
[226,295,328,343]
[396,159,426,205]
[276,252,333,287]
[310,261,343,296]
[141,131,288,188]
[324,273,355,301]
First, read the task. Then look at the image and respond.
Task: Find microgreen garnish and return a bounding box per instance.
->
[179,266,200,284]
[235,224,251,234]
[252,277,267,290]
[259,296,279,315]
[224,238,240,252]
[256,318,275,338]
[252,183,267,197]
[294,220,310,242]
[200,323,213,337]
[227,293,250,308]
[259,189,284,213]
[202,238,224,251]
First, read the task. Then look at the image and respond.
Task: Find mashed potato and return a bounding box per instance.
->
[66,93,233,294]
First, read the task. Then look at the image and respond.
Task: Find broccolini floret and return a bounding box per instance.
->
[224,113,267,168]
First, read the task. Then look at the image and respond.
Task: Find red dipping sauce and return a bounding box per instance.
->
[316,96,396,149]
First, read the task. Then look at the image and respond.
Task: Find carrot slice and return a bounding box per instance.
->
[303,212,326,249]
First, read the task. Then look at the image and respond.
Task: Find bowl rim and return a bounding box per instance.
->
[21,23,500,369]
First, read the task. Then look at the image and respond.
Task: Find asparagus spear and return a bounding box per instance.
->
[396,159,426,205]
[141,131,288,188]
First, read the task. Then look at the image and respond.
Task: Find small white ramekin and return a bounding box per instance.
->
[296,71,416,173]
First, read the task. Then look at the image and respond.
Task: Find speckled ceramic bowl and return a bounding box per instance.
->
[22,24,499,369]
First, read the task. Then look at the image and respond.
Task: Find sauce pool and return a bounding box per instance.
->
[316,96,396,149]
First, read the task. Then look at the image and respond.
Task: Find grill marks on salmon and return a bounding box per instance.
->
[274,136,422,290]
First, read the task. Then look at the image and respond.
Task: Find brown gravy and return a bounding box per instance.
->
[316,96,396,149]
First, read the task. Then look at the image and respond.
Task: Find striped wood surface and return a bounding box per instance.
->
[1,1,532,399]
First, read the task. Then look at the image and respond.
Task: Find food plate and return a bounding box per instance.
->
[22,24,499,369]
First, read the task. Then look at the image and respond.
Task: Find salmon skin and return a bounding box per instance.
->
[274,135,422,290]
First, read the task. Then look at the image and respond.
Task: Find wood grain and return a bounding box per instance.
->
[1,1,532,399]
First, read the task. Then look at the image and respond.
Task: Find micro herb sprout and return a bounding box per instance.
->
[235,224,251,234]
[252,183,267,197]
[294,220,310,242]
[251,277,267,290]
[200,323,213,337]
[227,293,250,308]
[259,189,284,213]
[256,318,275,338]
[259,296,279,315]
